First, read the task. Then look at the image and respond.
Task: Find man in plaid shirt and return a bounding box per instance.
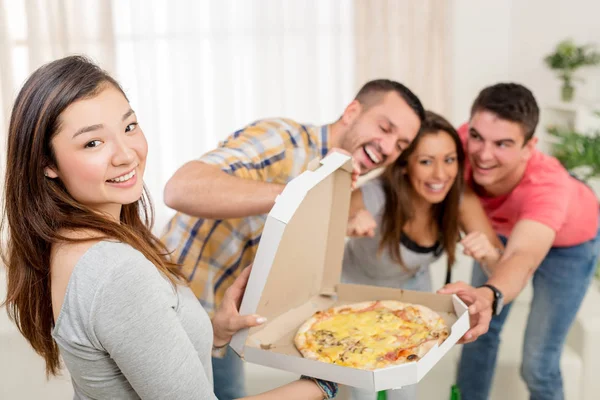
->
[161,79,425,399]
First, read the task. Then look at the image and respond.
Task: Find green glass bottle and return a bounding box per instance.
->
[450,384,461,400]
[376,390,387,400]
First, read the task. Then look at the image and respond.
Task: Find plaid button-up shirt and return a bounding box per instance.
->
[161,118,331,314]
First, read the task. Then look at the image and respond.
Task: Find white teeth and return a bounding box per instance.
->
[427,183,444,191]
[108,170,135,183]
[476,163,495,170]
[364,146,381,164]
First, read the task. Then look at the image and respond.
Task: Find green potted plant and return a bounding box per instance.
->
[548,124,600,182]
[547,117,600,281]
[544,39,600,102]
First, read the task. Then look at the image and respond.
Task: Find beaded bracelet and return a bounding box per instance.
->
[300,375,339,399]
[211,341,229,358]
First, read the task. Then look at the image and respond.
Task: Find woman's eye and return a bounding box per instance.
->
[419,160,432,165]
[125,122,138,133]
[445,157,456,163]
[84,140,102,148]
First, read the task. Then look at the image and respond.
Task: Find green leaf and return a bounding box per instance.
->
[544,39,600,72]
[548,123,600,182]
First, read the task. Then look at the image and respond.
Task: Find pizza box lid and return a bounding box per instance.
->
[230,152,354,356]
[229,152,469,390]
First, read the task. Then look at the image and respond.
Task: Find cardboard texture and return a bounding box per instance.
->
[230,152,469,391]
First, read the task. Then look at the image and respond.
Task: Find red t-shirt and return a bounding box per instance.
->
[458,124,599,246]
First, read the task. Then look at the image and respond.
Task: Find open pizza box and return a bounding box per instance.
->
[230,152,470,391]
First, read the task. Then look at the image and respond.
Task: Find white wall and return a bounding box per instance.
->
[450,0,600,149]
[449,1,512,126]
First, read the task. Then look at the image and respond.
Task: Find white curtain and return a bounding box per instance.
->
[354,0,450,117]
[0,0,116,200]
[1,0,449,233]
[0,0,117,118]
[0,0,356,232]
[110,0,356,231]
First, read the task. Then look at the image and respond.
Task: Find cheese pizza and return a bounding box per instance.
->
[294,300,449,370]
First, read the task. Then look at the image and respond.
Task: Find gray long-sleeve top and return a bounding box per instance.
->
[52,240,217,399]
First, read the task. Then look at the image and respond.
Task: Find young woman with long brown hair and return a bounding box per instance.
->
[2,55,337,399]
[342,111,503,400]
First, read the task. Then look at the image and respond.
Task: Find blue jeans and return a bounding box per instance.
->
[212,347,245,400]
[457,228,600,400]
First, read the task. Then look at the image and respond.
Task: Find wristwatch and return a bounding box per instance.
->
[479,284,504,316]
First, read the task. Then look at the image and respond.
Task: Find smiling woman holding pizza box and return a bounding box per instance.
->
[341,111,504,400]
[2,56,339,400]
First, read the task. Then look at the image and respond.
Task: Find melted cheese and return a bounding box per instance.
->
[305,309,434,368]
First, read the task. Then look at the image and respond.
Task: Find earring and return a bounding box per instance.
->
[44,171,48,177]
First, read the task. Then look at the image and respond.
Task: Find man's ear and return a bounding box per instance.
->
[522,136,538,161]
[341,100,362,126]
[44,166,58,178]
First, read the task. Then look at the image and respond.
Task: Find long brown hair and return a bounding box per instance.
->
[1,56,184,376]
[379,110,465,270]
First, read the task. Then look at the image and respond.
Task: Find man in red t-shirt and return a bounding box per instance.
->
[440,83,600,400]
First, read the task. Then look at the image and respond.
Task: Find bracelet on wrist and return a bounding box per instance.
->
[211,341,229,358]
[212,341,229,350]
[300,375,338,399]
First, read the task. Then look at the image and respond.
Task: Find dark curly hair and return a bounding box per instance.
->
[470,83,539,143]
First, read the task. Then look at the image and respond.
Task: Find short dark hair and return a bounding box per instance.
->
[354,79,426,122]
[470,83,539,142]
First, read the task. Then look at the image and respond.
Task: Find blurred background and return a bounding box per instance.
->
[1,1,600,399]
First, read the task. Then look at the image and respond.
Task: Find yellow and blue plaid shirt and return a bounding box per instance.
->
[161,118,331,315]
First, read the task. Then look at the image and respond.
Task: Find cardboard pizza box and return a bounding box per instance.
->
[230,152,470,391]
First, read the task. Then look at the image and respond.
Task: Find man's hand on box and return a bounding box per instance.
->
[326,147,360,189]
[437,281,493,344]
[211,265,266,348]
[347,209,377,237]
